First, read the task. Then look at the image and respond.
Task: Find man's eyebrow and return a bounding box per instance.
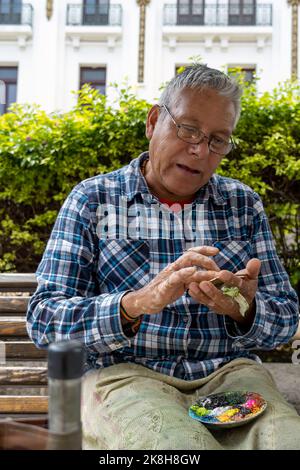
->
[178,115,199,124]
[179,117,232,137]
[212,129,232,138]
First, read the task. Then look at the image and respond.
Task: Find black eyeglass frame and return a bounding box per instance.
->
[160,104,235,156]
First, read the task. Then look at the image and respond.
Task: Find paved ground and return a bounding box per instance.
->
[264,363,300,414]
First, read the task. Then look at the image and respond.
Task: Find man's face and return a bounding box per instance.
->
[145,87,236,201]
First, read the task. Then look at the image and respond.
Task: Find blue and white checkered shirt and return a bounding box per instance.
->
[27,152,299,379]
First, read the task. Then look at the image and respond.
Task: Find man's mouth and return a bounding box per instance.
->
[176,163,200,175]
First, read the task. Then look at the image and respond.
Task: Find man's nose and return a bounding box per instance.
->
[187,138,210,159]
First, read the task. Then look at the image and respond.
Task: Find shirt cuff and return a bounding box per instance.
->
[224,294,267,346]
[96,290,133,351]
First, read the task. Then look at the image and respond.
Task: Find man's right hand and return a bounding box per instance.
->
[121,246,220,318]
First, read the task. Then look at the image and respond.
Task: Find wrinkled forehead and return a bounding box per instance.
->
[168,87,237,130]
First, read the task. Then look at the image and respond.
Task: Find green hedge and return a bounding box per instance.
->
[219,80,300,295]
[0,82,299,297]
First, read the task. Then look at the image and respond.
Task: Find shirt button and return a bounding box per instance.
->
[182,316,189,324]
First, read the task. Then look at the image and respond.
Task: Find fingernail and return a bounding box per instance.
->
[201,282,211,293]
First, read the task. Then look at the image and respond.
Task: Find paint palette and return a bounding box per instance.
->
[189,391,267,429]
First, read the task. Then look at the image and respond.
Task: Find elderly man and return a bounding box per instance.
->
[27,64,300,450]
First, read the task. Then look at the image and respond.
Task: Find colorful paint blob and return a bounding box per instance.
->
[189,391,267,429]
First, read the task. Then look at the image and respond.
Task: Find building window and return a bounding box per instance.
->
[80,67,106,95]
[228,0,256,26]
[82,0,110,26]
[0,0,22,25]
[177,0,205,25]
[228,65,256,84]
[0,66,18,115]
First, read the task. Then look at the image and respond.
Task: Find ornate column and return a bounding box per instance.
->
[46,0,54,20]
[136,0,151,83]
[288,0,300,79]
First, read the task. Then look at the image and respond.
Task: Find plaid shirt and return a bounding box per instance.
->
[27,152,299,380]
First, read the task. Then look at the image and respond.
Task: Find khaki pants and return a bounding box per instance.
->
[81,358,300,450]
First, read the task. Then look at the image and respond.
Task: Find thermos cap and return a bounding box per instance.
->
[48,340,85,380]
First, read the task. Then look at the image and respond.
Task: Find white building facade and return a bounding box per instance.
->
[0,0,297,114]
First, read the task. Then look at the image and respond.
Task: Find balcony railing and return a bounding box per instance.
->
[163,3,272,27]
[66,4,122,26]
[0,3,33,26]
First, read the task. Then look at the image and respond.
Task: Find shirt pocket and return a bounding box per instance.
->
[212,239,252,272]
[97,239,150,292]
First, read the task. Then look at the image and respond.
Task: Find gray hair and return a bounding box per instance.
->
[159,64,243,127]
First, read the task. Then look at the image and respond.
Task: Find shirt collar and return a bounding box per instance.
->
[122,152,152,202]
[194,173,226,206]
[122,152,226,206]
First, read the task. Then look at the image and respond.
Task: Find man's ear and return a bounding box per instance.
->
[146,105,160,140]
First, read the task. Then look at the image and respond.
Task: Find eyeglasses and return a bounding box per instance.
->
[161,104,235,156]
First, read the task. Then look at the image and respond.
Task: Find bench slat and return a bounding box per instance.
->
[0,396,48,413]
[0,297,30,313]
[0,274,37,288]
[0,386,48,396]
[0,318,27,337]
[0,367,47,386]
[0,287,35,293]
[6,360,47,367]
[0,413,48,420]
[4,342,47,360]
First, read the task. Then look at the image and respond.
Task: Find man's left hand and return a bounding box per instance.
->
[187,258,261,324]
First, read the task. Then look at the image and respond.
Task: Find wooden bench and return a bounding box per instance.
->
[0,273,299,418]
[0,274,48,418]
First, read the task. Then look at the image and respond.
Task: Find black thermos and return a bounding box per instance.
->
[47,340,85,450]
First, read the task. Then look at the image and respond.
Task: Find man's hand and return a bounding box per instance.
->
[121,246,220,318]
[187,258,261,324]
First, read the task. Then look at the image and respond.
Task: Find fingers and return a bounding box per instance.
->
[187,246,219,256]
[208,270,244,289]
[209,258,261,289]
[168,247,220,273]
[245,258,261,280]
[188,280,240,316]
[188,282,214,306]
[201,282,240,315]
[186,258,261,319]
[191,270,221,284]
[163,266,197,289]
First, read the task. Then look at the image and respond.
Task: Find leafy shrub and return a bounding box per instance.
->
[0,85,150,271]
[218,79,300,296]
